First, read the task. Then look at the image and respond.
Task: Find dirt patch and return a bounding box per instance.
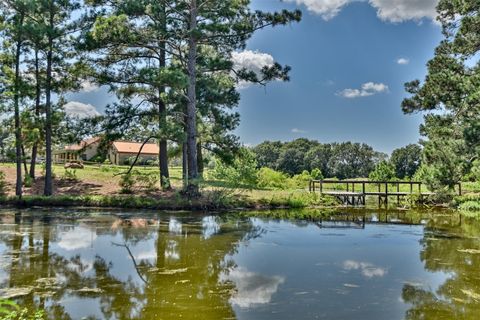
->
[0,164,174,199]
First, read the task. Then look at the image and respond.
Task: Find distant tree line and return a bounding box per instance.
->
[253,138,422,180]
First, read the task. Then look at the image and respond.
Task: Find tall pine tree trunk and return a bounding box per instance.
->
[21,145,28,177]
[30,49,41,180]
[197,140,203,178]
[185,0,199,195]
[44,7,54,196]
[182,142,188,187]
[13,14,24,197]
[158,2,170,190]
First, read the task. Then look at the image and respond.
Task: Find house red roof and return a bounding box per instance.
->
[112,141,159,155]
[64,137,101,151]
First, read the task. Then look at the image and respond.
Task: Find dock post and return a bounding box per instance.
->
[385,183,388,206]
[397,183,400,205]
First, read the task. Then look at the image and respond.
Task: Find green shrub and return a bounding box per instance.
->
[0,299,44,320]
[310,168,323,180]
[62,168,78,181]
[210,148,258,188]
[135,171,159,192]
[369,161,396,181]
[257,167,288,189]
[458,201,480,212]
[23,175,33,188]
[119,173,135,194]
[290,170,313,189]
[470,159,480,181]
[0,171,7,195]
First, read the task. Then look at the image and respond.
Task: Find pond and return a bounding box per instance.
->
[0,208,479,319]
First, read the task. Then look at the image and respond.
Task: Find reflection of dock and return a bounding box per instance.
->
[309,180,462,206]
[310,211,432,230]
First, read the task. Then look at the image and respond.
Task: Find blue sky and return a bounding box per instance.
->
[67,0,443,154]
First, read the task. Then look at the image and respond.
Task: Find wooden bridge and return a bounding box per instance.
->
[309,180,462,206]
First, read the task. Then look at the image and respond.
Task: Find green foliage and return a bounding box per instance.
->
[134,171,159,192]
[257,167,289,190]
[458,201,480,212]
[23,175,32,188]
[210,148,258,188]
[470,159,480,182]
[390,144,422,179]
[119,170,158,193]
[119,173,135,194]
[290,170,314,189]
[401,1,480,190]
[259,191,337,208]
[62,169,78,181]
[369,161,396,181]
[310,168,323,180]
[254,139,385,179]
[0,299,44,320]
[0,171,6,196]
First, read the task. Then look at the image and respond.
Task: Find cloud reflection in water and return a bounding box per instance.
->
[222,267,285,308]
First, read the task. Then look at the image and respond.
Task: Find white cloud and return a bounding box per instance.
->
[369,0,438,23]
[221,267,285,308]
[291,128,307,134]
[397,58,410,65]
[286,0,438,22]
[58,226,96,251]
[338,82,389,98]
[63,101,101,118]
[343,260,387,278]
[168,218,182,234]
[202,216,220,239]
[231,50,275,88]
[285,0,351,20]
[80,80,99,92]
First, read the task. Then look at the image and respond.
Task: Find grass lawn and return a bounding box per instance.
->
[0,163,334,210]
[1,162,477,211]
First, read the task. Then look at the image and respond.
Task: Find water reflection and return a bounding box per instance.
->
[221,267,285,308]
[0,210,255,319]
[0,209,479,319]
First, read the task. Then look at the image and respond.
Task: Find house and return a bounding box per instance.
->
[108,141,159,165]
[53,137,101,163]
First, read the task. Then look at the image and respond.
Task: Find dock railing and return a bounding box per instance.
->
[309,179,462,206]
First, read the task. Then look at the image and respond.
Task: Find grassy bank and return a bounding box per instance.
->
[1,163,480,213]
[0,191,339,211]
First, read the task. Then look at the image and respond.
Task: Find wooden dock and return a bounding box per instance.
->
[309,180,462,206]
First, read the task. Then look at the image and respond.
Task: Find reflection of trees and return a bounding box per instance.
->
[402,215,480,319]
[133,215,254,319]
[0,212,256,320]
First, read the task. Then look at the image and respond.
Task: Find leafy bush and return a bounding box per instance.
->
[470,159,480,181]
[310,168,323,180]
[290,170,314,189]
[210,148,258,188]
[135,171,159,192]
[0,171,7,196]
[23,175,33,188]
[62,168,78,181]
[458,201,480,212]
[119,171,159,193]
[119,173,135,194]
[257,167,288,189]
[0,299,45,320]
[369,161,396,181]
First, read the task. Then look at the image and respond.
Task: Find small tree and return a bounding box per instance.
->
[369,161,396,181]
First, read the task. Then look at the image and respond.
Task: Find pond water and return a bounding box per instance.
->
[0,208,479,320]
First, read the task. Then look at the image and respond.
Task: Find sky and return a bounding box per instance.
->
[66,0,443,154]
